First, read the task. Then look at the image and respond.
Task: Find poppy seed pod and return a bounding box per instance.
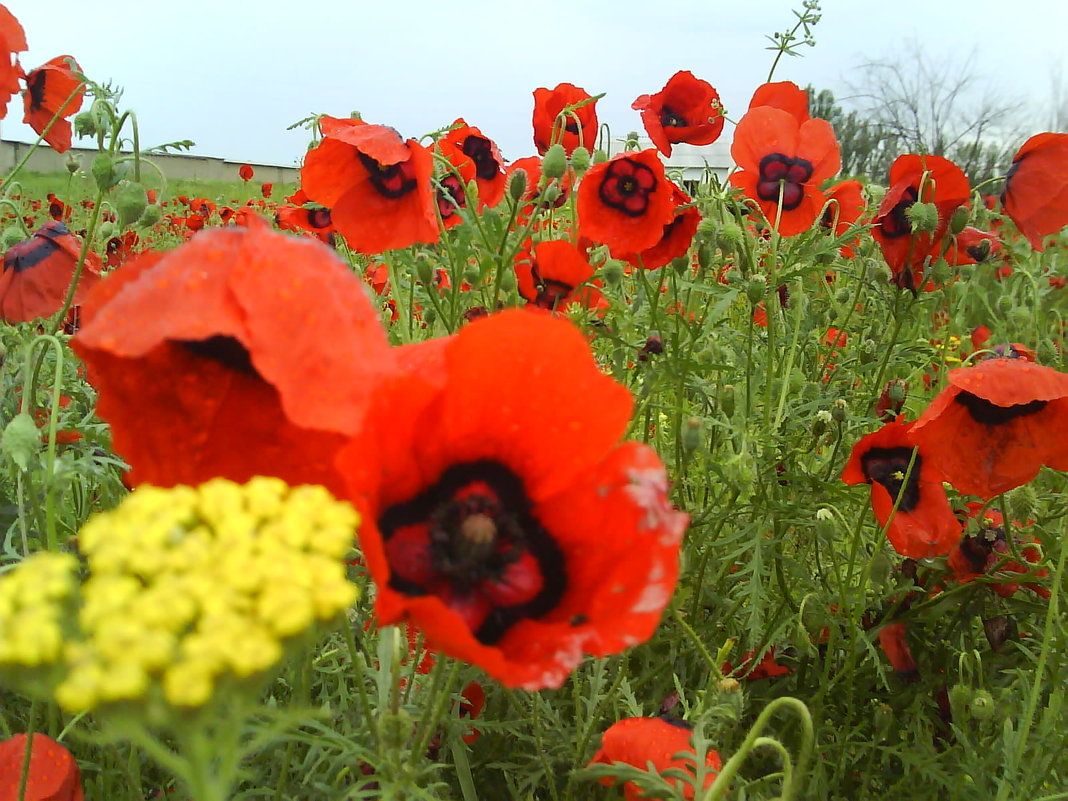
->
[541,144,568,180]
[681,416,703,452]
[904,201,939,234]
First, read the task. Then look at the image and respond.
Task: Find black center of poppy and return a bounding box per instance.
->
[954,392,1048,425]
[659,106,687,128]
[461,135,500,181]
[756,153,813,212]
[357,151,417,199]
[860,446,921,512]
[307,208,332,229]
[178,335,260,377]
[880,186,919,239]
[379,460,565,645]
[531,265,574,311]
[26,69,47,111]
[598,159,657,218]
[436,174,466,219]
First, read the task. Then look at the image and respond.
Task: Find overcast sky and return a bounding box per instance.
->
[2,0,1064,166]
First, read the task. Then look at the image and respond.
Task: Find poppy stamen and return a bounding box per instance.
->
[598,158,657,217]
[357,151,418,199]
[860,446,922,512]
[659,106,687,128]
[756,153,813,211]
[461,135,501,181]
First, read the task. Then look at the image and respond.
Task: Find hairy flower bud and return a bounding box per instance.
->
[949,206,970,235]
[115,181,149,228]
[507,169,527,202]
[541,144,568,180]
[569,146,591,175]
[905,202,939,234]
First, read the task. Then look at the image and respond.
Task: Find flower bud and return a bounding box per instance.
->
[928,258,951,286]
[97,222,116,240]
[681,416,703,453]
[815,507,834,539]
[905,202,939,234]
[719,384,736,418]
[92,153,116,192]
[625,131,640,150]
[746,275,766,305]
[812,409,832,438]
[415,254,434,285]
[969,689,995,721]
[858,338,877,365]
[569,146,591,175]
[73,110,97,138]
[462,263,481,286]
[697,242,716,272]
[115,181,149,228]
[137,204,163,228]
[65,154,80,174]
[2,227,24,249]
[498,269,516,292]
[671,256,690,275]
[592,149,608,165]
[602,260,624,286]
[540,183,562,206]
[830,398,848,423]
[996,295,1013,314]
[948,684,973,720]
[717,221,745,252]
[949,206,969,235]
[697,217,719,241]
[541,144,568,180]
[507,169,527,202]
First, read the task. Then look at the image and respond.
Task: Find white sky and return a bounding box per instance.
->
[2,0,1065,166]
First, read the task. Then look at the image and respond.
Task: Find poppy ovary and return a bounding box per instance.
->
[429,495,523,589]
[659,106,687,128]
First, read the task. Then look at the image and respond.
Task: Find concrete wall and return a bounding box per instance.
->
[0,139,300,184]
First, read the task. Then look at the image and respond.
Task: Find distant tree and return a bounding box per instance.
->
[1047,63,1068,132]
[806,87,902,179]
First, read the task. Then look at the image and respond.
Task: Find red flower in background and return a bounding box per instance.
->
[748,80,809,123]
[841,417,959,558]
[72,218,395,494]
[238,163,254,181]
[578,149,675,253]
[22,55,84,153]
[440,119,507,209]
[432,137,476,230]
[730,105,840,236]
[616,182,700,269]
[948,505,1050,599]
[0,220,100,323]
[338,310,687,690]
[871,154,970,290]
[514,239,597,311]
[632,70,724,157]
[877,622,918,681]
[910,354,1068,499]
[508,155,573,218]
[588,717,721,801]
[821,179,867,258]
[261,182,273,199]
[532,82,598,155]
[1000,132,1068,250]
[301,116,438,254]
[0,733,84,801]
[0,4,27,116]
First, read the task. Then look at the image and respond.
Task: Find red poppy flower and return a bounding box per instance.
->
[821,179,866,257]
[338,309,687,689]
[910,355,1068,499]
[1000,132,1068,250]
[943,226,1002,267]
[238,163,254,181]
[440,119,506,209]
[722,646,792,680]
[301,116,439,254]
[748,80,809,123]
[514,239,595,310]
[588,716,721,801]
[261,182,273,199]
[22,55,84,153]
[632,71,724,158]
[616,182,700,269]
[877,622,918,680]
[730,106,840,236]
[72,217,395,494]
[532,82,598,155]
[871,154,970,290]
[0,5,27,118]
[841,417,960,558]
[0,733,84,801]
[0,221,100,323]
[432,137,477,230]
[459,680,486,745]
[509,155,573,220]
[948,505,1050,599]
[578,149,676,254]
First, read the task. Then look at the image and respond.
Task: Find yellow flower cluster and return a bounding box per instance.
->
[0,552,77,667]
[0,477,360,711]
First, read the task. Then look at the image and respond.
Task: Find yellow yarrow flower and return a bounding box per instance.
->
[0,552,77,667]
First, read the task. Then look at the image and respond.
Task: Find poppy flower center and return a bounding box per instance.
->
[26,69,47,110]
[880,186,919,239]
[461,135,501,181]
[178,335,259,377]
[436,174,466,219]
[379,460,565,645]
[756,153,813,212]
[357,151,418,199]
[860,446,921,511]
[954,392,1048,425]
[307,208,332,229]
[598,158,658,218]
[659,106,687,128]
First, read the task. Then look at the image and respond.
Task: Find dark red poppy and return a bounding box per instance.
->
[948,505,1050,599]
[238,163,254,181]
[0,220,100,323]
[748,80,809,124]
[616,182,700,269]
[440,118,506,209]
[730,106,840,236]
[1000,132,1068,250]
[871,154,970,290]
[22,55,84,153]
[722,646,792,680]
[337,309,687,689]
[532,82,598,155]
[841,417,960,558]
[514,239,595,310]
[821,179,866,258]
[577,149,676,254]
[432,137,477,230]
[0,733,84,801]
[0,5,26,118]
[910,354,1068,499]
[877,622,918,681]
[632,71,724,158]
[301,116,439,254]
[588,716,721,801]
[943,226,1002,267]
[72,217,395,494]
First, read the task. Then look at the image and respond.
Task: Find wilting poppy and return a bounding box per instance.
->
[514,239,595,310]
[1000,132,1068,250]
[440,118,507,209]
[22,55,84,153]
[301,116,439,254]
[871,154,970,290]
[588,716,721,801]
[532,82,598,155]
[72,217,395,494]
[877,622,918,681]
[910,354,1068,499]
[578,149,676,254]
[730,106,840,236]
[616,182,700,269]
[0,4,26,118]
[632,71,724,158]
[0,733,84,801]
[948,505,1050,599]
[0,220,100,323]
[841,417,960,558]
[748,80,809,123]
[338,309,687,690]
